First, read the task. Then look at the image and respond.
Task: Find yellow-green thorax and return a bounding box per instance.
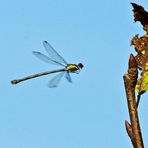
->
[66,64,80,72]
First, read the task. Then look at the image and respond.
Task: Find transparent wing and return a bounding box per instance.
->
[32,51,65,66]
[43,41,68,66]
[65,72,72,83]
[48,72,65,88]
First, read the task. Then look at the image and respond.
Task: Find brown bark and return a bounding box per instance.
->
[123,54,144,148]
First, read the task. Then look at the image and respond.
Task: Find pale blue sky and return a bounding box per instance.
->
[0,0,148,148]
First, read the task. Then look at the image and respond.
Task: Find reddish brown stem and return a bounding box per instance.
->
[123,54,144,148]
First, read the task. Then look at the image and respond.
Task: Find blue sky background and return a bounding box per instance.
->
[0,0,148,147]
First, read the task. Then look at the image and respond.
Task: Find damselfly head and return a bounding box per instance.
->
[78,63,84,69]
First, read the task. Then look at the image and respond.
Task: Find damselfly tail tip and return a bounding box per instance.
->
[11,80,18,84]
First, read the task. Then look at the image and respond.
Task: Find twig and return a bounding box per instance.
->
[125,120,134,145]
[137,91,146,108]
[123,54,144,148]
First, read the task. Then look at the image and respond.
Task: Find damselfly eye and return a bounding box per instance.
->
[78,63,84,69]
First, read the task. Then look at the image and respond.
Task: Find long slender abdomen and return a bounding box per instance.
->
[11,68,66,84]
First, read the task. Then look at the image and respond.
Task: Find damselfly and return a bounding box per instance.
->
[11,41,83,87]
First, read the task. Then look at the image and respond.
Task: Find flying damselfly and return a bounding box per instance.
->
[11,41,84,87]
